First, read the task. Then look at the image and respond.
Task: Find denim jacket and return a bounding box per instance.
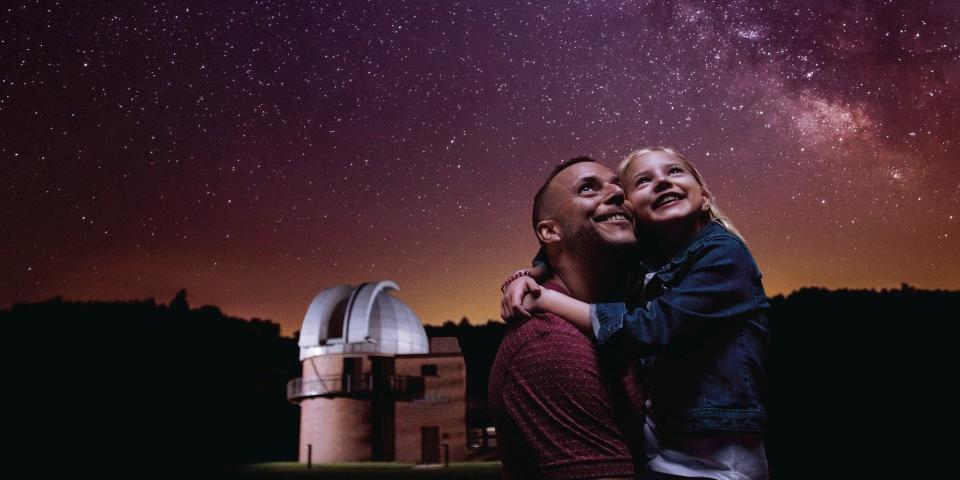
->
[591,221,770,434]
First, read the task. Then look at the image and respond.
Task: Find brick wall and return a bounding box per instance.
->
[296,348,466,464]
[394,355,467,463]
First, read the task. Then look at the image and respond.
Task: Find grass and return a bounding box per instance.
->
[225,461,502,479]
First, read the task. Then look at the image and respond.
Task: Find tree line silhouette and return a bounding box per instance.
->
[2,284,954,477]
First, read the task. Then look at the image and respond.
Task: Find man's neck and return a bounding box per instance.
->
[546,250,631,303]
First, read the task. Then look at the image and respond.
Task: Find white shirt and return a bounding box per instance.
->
[643,400,769,480]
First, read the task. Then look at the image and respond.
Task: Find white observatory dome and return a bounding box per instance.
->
[297,280,429,360]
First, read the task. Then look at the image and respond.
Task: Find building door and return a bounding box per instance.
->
[342,357,362,392]
[371,357,395,461]
[421,426,440,464]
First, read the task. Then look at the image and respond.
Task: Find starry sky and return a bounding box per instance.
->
[2,0,958,335]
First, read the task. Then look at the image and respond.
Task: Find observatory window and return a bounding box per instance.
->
[421,364,438,376]
[327,297,349,339]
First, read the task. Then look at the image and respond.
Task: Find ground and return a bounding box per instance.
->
[223,461,502,479]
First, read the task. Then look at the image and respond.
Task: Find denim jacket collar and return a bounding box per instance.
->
[650,220,727,285]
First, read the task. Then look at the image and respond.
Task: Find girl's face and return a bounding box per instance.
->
[622,151,711,229]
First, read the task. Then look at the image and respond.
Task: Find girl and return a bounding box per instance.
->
[502,147,770,480]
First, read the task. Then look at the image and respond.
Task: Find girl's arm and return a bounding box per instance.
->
[524,288,593,335]
[593,236,765,354]
[501,275,542,320]
[500,248,551,320]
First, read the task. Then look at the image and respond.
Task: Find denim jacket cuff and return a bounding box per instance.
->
[589,304,603,339]
[593,302,627,345]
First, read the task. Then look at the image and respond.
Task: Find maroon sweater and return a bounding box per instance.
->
[489,284,645,479]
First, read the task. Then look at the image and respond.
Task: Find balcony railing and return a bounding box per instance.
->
[287,374,424,402]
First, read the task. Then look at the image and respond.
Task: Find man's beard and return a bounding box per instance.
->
[557,217,635,264]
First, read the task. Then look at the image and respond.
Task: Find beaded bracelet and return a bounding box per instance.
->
[500,270,532,292]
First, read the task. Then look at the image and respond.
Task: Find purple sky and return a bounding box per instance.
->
[2,1,958,334]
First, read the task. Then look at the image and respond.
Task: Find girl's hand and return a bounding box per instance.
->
[519,288,543,316]
[501,276,542,322]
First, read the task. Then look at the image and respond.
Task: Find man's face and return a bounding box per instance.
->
[543,162,637,252]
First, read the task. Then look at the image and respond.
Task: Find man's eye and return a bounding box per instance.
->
[578,184,596,193]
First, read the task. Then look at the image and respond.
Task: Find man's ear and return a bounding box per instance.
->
[536,219,562,244]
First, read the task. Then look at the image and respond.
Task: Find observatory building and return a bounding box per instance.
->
[288,281,466,464]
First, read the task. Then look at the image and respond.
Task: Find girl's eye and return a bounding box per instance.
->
[635,177,650,186]
[669,166,684,174]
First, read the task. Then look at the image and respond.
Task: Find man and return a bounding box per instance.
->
[488,158,645,479]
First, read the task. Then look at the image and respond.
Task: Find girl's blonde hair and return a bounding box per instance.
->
[617,146,745,242]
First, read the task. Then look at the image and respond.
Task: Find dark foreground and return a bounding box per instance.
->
[223,462,502,479]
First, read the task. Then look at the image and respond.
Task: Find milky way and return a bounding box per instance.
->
[2,1,958,334]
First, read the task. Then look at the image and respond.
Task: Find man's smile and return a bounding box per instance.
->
[593,208,633,227]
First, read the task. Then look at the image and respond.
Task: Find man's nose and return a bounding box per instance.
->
[602,182,626,204]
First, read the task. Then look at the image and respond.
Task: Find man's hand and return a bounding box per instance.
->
[501,276,542,322]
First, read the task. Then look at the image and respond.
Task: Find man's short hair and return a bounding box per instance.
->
[531,156,598,232]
